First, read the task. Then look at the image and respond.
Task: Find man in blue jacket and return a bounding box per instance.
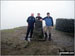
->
[43,12,54,41]
[25,13,35,41]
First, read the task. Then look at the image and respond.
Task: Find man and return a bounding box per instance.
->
[43,12,54,41]
[36,13,42,21]
[25,13,35,41]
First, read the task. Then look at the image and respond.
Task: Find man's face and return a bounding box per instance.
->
[38,13,40,16]
[47,14,50,17]
[31,13,34,16]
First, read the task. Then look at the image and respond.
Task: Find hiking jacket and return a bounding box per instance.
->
[27,16,35,27]
[43,16,54,26]
[36,16,42,20]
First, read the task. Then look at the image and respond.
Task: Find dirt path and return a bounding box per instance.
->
[1,27,74,55]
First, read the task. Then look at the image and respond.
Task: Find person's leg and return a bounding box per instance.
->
[44,26,48,40]
[30,27,34,38]
[42,28,44,38]
[45,32,47,40]
[25,26,31,40]
[48,26,52,41]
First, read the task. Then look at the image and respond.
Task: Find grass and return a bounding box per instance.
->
[1,26,26,32]
[1,29,15,33]
[1,26,74,55]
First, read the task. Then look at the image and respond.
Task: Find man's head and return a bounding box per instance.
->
[47,12,50,17]
[31,13,34,16]
[37,13,40,16]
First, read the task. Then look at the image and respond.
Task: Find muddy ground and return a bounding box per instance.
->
[1,26,74,55]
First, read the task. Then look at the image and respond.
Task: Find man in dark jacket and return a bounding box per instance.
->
[36,13,42,21]
[43,12,54,41]
[25,13,35,41]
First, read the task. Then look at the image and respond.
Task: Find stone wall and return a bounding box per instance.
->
[56,19,74,33]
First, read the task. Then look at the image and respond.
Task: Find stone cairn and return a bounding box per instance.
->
[32,19,44,40]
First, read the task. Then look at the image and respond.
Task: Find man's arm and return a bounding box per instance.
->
[43,17,46,20]
[27,17,30,26]
[39,17,43,21]
[51,17,54,26]
[27,17,29,22]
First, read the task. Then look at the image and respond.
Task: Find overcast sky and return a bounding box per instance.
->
[1,1,74,29]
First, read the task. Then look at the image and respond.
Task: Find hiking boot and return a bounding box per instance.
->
[28,38,31,42]
[25,37,28,41]
[48,33,51,41]
[45,33,47,41]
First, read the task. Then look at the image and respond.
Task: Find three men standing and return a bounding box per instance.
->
[25,12,54,41]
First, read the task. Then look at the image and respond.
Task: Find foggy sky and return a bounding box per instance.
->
[1,1,74,29]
